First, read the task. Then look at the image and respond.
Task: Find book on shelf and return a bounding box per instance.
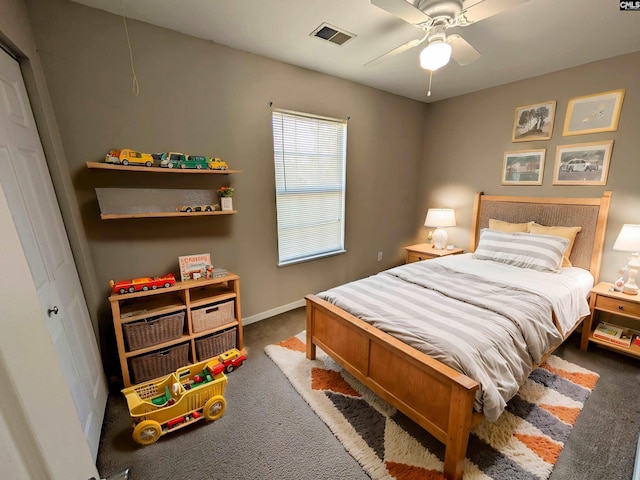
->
[178,253,211,281]
[593,322,633,348]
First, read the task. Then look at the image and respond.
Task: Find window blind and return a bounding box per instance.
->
[272,109,347,266]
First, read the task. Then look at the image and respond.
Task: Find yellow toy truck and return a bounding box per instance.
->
[122,358,228,445]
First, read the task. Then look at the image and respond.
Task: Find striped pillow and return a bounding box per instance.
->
[473,229,570,273]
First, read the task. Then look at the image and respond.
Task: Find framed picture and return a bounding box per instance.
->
[552,140,614,185]
[512,100,556,142]
[562,89,625,136]
[178,253,212,281]
[501,149,546,185]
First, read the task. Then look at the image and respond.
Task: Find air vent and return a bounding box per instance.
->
[311,23,355,46]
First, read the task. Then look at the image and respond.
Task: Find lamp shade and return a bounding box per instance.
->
[424,208,456,228]
[613,224,640,252]
[419,41,452,71]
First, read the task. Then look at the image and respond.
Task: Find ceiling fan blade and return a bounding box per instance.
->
[365,33,428,67]
[371,0,431,25]
[461,0,529,23]
[448,34,481,65]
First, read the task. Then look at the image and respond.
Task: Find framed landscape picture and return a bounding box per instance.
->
[563,89,625,136]
[501,149,546,185]
[512,100,556,142]
[552,140,614,185]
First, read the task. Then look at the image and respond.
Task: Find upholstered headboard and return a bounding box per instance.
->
[469,192,612,282]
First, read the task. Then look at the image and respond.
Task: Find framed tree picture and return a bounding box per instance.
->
[501,149,546,185]
[552,140,614,185]
[512,100,556,142]
[562,89,625,136]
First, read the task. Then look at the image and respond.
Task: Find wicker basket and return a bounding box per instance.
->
[129,343,189,384]
[195,327,237,361]
[191,300,235,333]
[122,311,185,351]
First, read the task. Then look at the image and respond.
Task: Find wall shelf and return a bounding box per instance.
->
[86,161,242,175]
[101,210,237,220]
[95,187,236,219]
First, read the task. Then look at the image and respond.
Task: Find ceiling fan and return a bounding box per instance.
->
[367,0,529,70]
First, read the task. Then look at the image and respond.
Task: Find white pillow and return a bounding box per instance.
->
[472,229,570,273]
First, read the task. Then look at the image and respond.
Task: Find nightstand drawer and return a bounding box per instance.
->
[595,295,640,317]
[407,252,434,263]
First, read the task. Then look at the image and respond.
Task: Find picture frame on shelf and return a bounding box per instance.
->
[501,148,546,185]
[511,100,556,142]
[562,89,625,136]
[552,140,614,186]
[178,253,212,281]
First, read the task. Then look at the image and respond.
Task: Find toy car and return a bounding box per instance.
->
[110,273,176,294]
[122,358,227,445]
[208,158,228,170]
[105,148,154,167]
[180,155,210,169]
[177,204,219,213]
[156,152,184,168]
[210,348,246,374]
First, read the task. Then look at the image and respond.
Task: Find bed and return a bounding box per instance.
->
[305,192,611,480]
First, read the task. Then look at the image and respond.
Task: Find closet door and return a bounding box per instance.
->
[0,49,107,459]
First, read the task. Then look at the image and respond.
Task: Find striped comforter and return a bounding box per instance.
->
[317,255,590,421]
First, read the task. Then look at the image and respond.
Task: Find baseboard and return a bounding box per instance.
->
[242,298,305,326]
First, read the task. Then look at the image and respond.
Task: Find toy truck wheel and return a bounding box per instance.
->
[204,395,226,421]
[122,159,129,166]
[132,420,162,445]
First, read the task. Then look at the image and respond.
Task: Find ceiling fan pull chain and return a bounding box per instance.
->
[427,70,433,97]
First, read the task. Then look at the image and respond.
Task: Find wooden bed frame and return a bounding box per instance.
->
[305,192,611,480]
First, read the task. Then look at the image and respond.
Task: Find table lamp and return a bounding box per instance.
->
[424,208,456,250]
[613,224,640,295]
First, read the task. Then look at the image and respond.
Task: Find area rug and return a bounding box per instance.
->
[265,332,599,480]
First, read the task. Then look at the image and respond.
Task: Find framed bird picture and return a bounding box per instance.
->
[563,89,625,136]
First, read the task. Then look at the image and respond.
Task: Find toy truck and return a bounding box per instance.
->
[122,358,228,445]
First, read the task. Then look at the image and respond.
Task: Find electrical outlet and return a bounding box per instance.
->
[377,251,383,261]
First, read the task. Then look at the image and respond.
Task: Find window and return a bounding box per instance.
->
[272,109,347,266]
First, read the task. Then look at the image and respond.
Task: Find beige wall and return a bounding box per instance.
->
[418,52,640,283]
[26,0,426,375]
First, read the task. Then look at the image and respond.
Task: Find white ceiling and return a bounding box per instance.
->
[71,0,640,103]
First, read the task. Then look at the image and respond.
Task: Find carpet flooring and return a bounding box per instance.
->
[266,332,600,480]
[96,308,640,480]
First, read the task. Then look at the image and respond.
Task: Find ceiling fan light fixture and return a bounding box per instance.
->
[419,41,452,71]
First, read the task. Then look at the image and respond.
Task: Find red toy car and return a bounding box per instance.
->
[211,348,246,375]
[110,273,176,294]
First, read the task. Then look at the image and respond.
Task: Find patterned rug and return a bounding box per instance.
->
[265,332,599,480]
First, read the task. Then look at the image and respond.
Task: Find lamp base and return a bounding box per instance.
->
[432,228,448,250]
[622,253,640,295]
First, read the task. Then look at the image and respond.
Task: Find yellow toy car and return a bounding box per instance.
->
[105,148,154,167]
[208,158,228,170]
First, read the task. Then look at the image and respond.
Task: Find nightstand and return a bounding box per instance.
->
[404,243,464,264]
[581,282,640,359]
